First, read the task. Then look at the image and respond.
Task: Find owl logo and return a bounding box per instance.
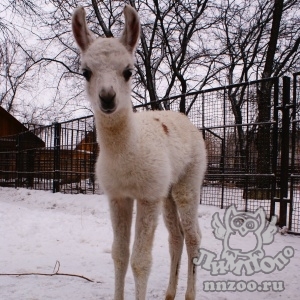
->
[211,206,278,263]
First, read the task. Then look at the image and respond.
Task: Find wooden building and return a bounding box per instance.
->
[0,106,45,150]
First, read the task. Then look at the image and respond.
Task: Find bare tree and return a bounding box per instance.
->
[0,0,89,123]
[209,0,300,182]
[1,48,35,116]
[256,0,300,186]
[42,0,219,111]
[1,0,299,125]
[1,0,220,120]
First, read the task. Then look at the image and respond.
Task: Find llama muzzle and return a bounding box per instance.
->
[99,86,116,113]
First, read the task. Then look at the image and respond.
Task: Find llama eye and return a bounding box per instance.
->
[82,69,92,81]
[123,68,132,81]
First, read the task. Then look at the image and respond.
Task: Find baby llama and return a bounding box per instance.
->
[72,5,206,300]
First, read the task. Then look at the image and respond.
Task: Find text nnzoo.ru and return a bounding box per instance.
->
[203,280,284,292]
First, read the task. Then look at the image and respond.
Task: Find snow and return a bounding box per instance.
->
[0,187,299,300]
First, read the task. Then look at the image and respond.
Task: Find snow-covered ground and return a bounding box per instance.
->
[0,187,299,300]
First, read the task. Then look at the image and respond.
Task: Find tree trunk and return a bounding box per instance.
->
[256,0,284,188]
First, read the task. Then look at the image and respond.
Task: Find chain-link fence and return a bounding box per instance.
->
[0,75,299,233]
[0,116,99,194]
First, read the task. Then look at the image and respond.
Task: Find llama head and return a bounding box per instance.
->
[72,5,140,115]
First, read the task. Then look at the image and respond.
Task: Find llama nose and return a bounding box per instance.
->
[99,86,116,112]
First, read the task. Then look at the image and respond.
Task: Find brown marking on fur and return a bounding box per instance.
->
[175,262,179,276]
[193,264,196,275]
[162,123,169,135]
[154,118,160,122]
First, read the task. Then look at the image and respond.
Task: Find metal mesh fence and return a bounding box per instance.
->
[290,72,300,233]
[1,75,300,233]
[0,116,100,194]
[57,116,99,194]
[290,176,300,233]
[135,78,279,219]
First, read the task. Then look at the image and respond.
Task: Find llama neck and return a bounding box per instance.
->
[95,108,137,154]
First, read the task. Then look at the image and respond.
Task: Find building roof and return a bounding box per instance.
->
[0,106,45,149]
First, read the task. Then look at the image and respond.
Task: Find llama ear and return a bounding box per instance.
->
[72,7,94,52]
[119,5,140,54]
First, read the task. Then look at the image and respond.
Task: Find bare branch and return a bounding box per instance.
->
[0,261,102,284]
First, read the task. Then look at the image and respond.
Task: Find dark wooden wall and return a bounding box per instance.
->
[0,107,28,137]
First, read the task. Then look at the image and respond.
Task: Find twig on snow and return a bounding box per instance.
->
[0,260,102,283]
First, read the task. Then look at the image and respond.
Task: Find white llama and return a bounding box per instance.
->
[72,5,206,300]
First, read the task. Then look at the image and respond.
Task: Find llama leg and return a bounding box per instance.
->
[131,199,160,300]
[163,192,184,300]
[177,196,201,300]
[109,197,134,300]
[173,171,203,300]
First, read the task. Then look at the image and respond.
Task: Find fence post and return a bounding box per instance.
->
[15,134,21,188]
[278,76,291,227]
[53,122,61,193]
[26,149,34,188]
[270,77,279,220]
[290,73,300,230]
